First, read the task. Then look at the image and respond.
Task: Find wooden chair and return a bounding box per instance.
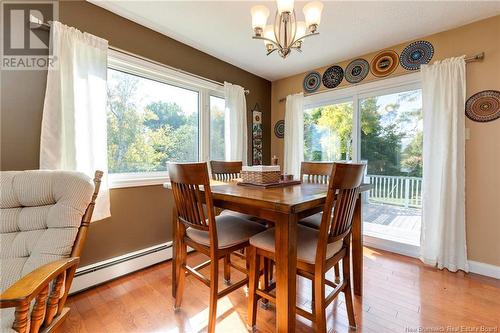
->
[247,163,365,332]
[169,162,266,333]
[0,170,102,333]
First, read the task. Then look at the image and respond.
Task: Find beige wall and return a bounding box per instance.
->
[271,15,500,266]
[0,1,271,266]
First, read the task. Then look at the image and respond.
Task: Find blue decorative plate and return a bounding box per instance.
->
[274,120,285,138]
[303,71,321,93]
[345,59,369,84]
[400,41,434,70]
[322,65,344,89]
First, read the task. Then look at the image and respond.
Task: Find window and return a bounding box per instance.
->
[209,95,226,161]
[303,73,422,254]
[107,50,224,188]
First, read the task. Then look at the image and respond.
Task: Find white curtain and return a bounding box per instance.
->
[420,56,468,272]
[284,93,304,177]
[224,82,248,164]
[40,21,110,221]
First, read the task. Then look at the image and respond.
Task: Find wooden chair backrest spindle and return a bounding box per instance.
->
[300,162,333,184]
[210,161,243,181]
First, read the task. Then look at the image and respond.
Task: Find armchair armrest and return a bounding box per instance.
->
[1,257,79,308]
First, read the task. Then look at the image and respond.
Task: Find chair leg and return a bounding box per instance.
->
[174,241,187,311]
[314,272,327,333]
[223,254,231,285]
[334,262,341,283]
[343,255,356,329]
[247,246,259,331]
[260,258,270,309]
[207,256,219,333]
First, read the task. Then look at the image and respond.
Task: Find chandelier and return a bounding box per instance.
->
[250,0,324,58]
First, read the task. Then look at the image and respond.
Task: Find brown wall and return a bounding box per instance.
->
[271,16,500,266]
[0,1,271,266]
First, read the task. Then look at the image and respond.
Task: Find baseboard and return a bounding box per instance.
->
[363,235,420,258]
[70,242,173,294]
[468,260,500,279]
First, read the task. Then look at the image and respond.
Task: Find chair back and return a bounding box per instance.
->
[300,162,333,184]
[210,161,242,181]
[169,163,216,235]
[317,163,365,255]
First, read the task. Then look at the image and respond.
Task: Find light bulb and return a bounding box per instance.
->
[276,0,294,14]
[251,5,270,31]
[303,1,323,28]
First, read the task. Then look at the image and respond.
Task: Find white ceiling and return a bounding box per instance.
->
[90,1,500,81]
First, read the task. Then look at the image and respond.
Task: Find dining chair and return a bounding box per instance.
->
[247,162,365,332]
[169,162,266,333]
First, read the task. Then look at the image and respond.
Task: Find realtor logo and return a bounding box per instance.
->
[1,1,58,69]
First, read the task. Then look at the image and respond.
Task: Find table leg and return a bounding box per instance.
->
[352,193,363,296]
[274,213,298,332]
[172,207,177,299]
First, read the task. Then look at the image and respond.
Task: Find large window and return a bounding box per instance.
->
[107,50,224,187]
[303,73,422,253]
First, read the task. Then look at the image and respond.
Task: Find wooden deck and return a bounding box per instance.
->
[363,203,421,245]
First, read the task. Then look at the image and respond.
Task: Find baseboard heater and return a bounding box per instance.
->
[70,242,174,294]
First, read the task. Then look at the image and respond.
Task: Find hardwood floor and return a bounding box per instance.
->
[59,247,500,333]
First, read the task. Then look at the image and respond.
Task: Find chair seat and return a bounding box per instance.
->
[186,214,266,249]
[298,212,323,229]
[249,225,343,264]
[219,209,257,222]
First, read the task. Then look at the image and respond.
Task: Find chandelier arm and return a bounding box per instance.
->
[252,36,281,48]
[274,11,284,50]
[266,48,278,56]
[291,31,319,45]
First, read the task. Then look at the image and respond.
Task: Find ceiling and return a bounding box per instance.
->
[90,1,500,81]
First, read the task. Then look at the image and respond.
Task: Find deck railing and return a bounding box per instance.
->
[366,174,422,208]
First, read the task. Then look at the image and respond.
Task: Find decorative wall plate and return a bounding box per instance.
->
[345,59,369,84]
[303,71,322,93]
[274,120,285,138]
[322,65,344,89]
[400,40,434,70]
[465,90,500,122]
[370,50,399,77]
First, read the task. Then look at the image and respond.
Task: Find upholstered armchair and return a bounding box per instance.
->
[0,170,102,333]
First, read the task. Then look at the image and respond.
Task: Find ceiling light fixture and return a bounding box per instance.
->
[251,0,323,59]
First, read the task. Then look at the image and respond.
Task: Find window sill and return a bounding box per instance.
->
[109,172,170,189]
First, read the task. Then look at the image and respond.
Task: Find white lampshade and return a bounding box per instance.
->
[263,25,276,45]
[277,0,294,14]
[251,5,270,30]
[303,1,324,27]
[295,21,306,39]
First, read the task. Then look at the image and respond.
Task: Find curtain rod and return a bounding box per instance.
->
[29,19,250,95]
[278,52,485,103]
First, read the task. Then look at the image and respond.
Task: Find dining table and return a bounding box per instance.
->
[164,180,372,333]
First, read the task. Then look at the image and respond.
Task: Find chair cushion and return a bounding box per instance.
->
[249,225,343,264]
[219,209,257,222]
[0,170,94,293]
[1,308,15,333]
[186,214,266,249]
[298,212,323,229]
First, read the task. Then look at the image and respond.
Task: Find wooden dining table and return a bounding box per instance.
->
[164,180,372,333]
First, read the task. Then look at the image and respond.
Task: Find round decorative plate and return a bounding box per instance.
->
[465,90,500,122]
[345,59,369,84]
[322,65,344,89]
[370,50,399,77]
[274,120,285,138]
[400,40,434,70]
[303,71,321,93]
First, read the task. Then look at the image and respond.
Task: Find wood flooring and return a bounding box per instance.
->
[59,247,500,333]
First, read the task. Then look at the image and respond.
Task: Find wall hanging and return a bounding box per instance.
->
[370,50,399,77]
[465,90,500,122]
[400,40,434,70]
[345,58,369,84]
[322,65,344,89]
[303,71,322,93]
[274,119,285,138]
[252,104,263,165]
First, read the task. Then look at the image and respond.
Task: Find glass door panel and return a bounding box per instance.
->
[360,89,423,246]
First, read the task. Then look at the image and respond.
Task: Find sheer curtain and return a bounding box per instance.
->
[40,21,110,221]
[420,57,468,272]
[224,82,248,164]
[284,93,304,177]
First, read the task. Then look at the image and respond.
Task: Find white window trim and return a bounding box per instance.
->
[107,50,225,189]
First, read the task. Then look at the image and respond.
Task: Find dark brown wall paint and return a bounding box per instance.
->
[0,0,271,266]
